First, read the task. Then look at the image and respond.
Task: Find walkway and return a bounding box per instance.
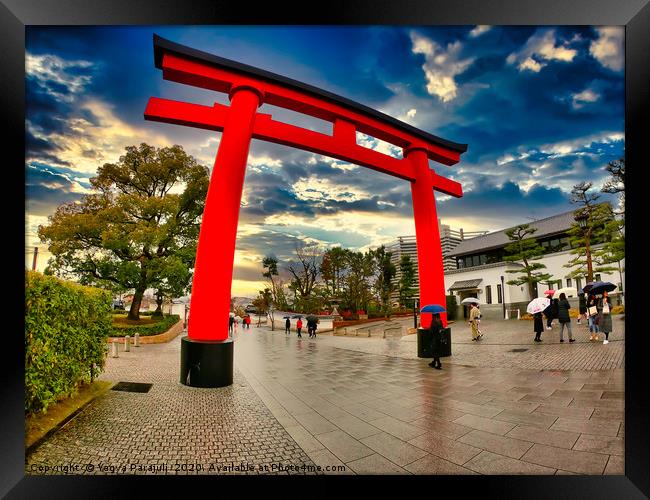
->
[25,318,624,475]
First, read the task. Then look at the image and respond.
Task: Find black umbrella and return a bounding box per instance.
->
[582,282,597,293]
[282,316,290,319]
[306,315,318,322]
[291,315,303,319]
[589,281,617,295]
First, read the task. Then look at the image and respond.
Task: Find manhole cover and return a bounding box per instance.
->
[112,382,153,393]
[510,348,529,353]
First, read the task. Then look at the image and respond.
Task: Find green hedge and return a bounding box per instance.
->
[446,295,458,321]
[110,314,180,337]
[25,271,112,415]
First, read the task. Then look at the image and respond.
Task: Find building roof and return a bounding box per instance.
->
[448,209,580,257]
[449,279,483,291]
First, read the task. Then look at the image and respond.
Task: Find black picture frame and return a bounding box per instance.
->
[4,1,648,497]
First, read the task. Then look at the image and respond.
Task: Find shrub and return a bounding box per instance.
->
[446,295,458,321]
[110,314,181,337]
[611,305,625,314]
[25,271,112,415]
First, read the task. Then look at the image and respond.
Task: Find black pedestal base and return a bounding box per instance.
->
[180,336,233,388]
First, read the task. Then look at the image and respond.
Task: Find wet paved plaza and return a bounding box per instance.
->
[26,317,625,475]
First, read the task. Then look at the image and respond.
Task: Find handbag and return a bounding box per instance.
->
[603,302,610,314]
[588,306,598,316]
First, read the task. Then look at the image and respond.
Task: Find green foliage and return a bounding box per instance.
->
[110,314,181,337]
[372,246,396,318]
[25,271,112,415]
[38,143,209,321]
[399,255,416,308]
[503,224,551,299]
[446,295,458,321]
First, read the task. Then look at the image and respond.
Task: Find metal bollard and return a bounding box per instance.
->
[124,335,131,352]
[517,309,521,320]
[134,332,140,347]
[111,340,119,358]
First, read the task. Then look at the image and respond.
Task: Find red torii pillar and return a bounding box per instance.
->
[144,35,466,387]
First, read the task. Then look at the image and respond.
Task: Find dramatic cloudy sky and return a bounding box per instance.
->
[25,26,624,296]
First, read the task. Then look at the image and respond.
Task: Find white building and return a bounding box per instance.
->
[445,208,625,319]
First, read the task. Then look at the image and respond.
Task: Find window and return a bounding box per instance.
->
[576,277,582,291]
[497,284,503,304]
[479,254,487,265]
[566,278,572,288]
[595,274,601,281]
[472,255,480,267]
[486,285,492,304]
[560,237,570,250]
[557,280,562,289]
[457,258,464,269]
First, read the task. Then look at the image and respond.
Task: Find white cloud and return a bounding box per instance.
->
[26,53,94,102]
[571,88,600,109]
[589,27,624,72]
[410,32,475,103]
[406,108,417,118]
[292,177,368,203]
[469,25,492,38]
[539,131,624,157]
[507,29,577,73]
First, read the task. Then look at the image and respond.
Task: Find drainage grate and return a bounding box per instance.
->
[111,382,153,393]
[510,348,529,353]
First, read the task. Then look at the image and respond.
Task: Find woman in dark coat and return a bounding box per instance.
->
[533,312,544,342]
[557,293,575,343]
[597,291,613,344]
[428,314,443,370]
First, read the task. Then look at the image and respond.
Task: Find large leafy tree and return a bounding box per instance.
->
[398,254,416,308]
[38,143,209,320]
[261,255,289,310]
[320,247,348,299]
[372,246,396,318]
[503,224,552,300]
[287,243,321,312]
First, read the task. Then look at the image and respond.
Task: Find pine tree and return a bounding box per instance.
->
[503,224,552,300]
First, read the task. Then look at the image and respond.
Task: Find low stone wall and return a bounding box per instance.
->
[108,319,184,345]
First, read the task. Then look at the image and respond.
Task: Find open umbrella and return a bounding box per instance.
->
[582,282,597,293]
[461,297,480,305]
[527,297,550,314]
[291,315,303,319]
[555,287,578,298]
[420,304,446,314]
[589,281,617,295]
[306,315,318,322]
[229,312,235,317]
[543,289,555,296]
[282,316,290,319]
[234,316,242,322]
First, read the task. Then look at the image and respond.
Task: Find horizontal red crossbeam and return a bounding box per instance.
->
[160,53,461,167]
[145,96,462,198]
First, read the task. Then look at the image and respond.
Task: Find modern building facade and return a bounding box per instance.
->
[387,220,487,305]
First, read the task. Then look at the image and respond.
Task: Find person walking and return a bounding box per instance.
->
[597,291,613,344]
[312,319,318,339]
[285,317,291,335]
[587,295,600,341]
[578,293,587,325]
[533,311,544,342]
[428,313,443,369]
[545,298,559,330]
[557,293,575,343]
[469,303,481,341]
[296,318,303,338]
[307,317,314,338]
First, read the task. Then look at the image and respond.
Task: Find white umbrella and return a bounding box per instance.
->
[229,312,235,317]
[555,287,578,298]
[234,316,243,322]
[527,297,550,314]
[461,297,480,305]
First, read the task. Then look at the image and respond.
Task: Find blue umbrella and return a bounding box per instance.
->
[589,281,617,295]
[420,304,446,313]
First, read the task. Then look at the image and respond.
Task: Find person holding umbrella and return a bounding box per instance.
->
[587,295,600,341]
[469,303,482,341]
[545,297,559,330]
[527,296,549,342]
[428,313,444,370]
[597,290,614,344]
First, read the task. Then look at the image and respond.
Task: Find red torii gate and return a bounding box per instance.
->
[144,35,466,387]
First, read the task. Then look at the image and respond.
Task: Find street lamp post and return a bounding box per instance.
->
[575,211,593,283]
[500,275,505,319]
[413,297,419,329]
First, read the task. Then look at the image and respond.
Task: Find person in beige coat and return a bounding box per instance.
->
[469,303,482,341]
